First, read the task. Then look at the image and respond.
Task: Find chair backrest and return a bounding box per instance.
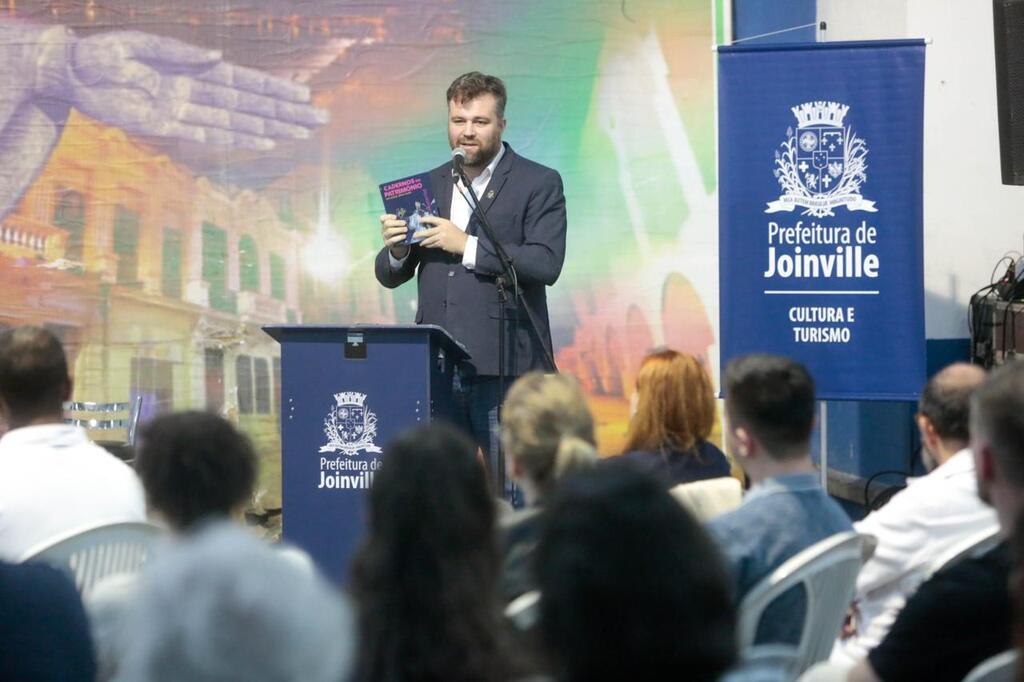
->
[669,476,743,522]
[962,650,1017,682]
[19,521,163,596]
[738,531,867,678]
[504,589,541,632]
[64,395,143,446]
[927,527,1001,579]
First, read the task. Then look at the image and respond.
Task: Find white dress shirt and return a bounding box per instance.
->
[389,144,506,271]
[830,448,998,663]
[0,423,146,560]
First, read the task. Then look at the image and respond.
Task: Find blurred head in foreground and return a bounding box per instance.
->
[351,423,509,682]
[114,522,353,682]
[536,462,736,681]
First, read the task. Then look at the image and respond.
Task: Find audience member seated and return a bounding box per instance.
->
[132,410,258,534]
[617,348,732,486]
[534,461,737,681]
[0,559,97,681]
[498,372,597,601]
[831,360,1018,682]
[0,326,145,561]
[832,363,995,663]
[350,423,518,682]
[707,354,852,644]
[112,522,353,682]
[88,410,266,680]
[1012,508,1024,680]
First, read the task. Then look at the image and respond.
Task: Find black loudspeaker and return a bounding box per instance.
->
[994,0,1024,185]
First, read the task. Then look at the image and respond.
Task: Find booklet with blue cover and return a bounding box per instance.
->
[379,172,439,245]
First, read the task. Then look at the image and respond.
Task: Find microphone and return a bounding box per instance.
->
[451,147,466,179]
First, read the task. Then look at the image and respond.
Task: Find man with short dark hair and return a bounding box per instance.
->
[707,354,852,643]
[133,411,257,532]
[375,71,567,499]
[0,326,145,560]
[88,412,284,680]
[832,363,995,663]
[835,360,1019,682]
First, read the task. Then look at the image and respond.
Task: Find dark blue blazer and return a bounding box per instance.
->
[617,440,732,488]
[375,143,566,376]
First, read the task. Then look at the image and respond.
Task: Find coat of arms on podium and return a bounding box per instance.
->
[320,392,382,455]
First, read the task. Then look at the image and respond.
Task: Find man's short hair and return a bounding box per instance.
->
[724,354,815,460]
[446,72,507,117]
[0,326,69,422]
[536,462,736,681]
[971,360,1024,488]
[918,363,986,443]
[134,411,257,531]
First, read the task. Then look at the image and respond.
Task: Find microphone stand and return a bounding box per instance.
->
[454,165,557,499]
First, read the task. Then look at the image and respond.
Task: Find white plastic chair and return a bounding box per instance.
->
[504,589,541,632]
[962,650,1017,682]
[926,526,1001,579]
[19,521,163,596]
[669,476,743,521]
[738,531,869,679]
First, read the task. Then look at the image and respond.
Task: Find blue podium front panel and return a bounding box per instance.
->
[274,327,449,582]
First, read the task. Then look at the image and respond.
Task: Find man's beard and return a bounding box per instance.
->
[459,139,500,169]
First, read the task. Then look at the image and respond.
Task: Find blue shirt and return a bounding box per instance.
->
[707,470,852,644]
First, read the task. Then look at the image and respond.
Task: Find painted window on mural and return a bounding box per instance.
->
[205,348,225,413]
[130,357,173,418]
[113,206,140,285]
[236,354,253,414]
[162,228,182,299]
[270,252,286,301]
[202,222,235,313]
[53,188,85,263]
[239,234,260,293]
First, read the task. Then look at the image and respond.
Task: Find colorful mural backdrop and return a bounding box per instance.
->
[0,0,718,509]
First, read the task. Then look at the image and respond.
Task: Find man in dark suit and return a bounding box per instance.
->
[375,72,566,499]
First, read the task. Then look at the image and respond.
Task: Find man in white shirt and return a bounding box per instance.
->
[831,362,996,663]
[0,326,145,560]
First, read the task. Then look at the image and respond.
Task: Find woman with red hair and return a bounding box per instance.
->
[618,348,731,486]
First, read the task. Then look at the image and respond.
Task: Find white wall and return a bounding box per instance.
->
[819,0,1023,339]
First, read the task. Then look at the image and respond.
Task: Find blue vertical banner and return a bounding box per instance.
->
[718,40,926,400]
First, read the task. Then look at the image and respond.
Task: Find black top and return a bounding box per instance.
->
[499,506,544,602]
[0,560,97,681]
[868,541,1011,682]
[617,440,732,487]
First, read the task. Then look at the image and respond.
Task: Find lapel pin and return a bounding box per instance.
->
[486,189,495,199]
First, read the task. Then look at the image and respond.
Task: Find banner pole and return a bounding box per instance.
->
[819,401,829,491]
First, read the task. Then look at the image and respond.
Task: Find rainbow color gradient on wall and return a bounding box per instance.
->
[0,0,718,509]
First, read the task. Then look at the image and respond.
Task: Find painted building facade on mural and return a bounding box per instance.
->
[0,0,720,502]
[0,113,325,507]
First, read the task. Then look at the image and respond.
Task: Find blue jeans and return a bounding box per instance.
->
[451,370,521,506]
